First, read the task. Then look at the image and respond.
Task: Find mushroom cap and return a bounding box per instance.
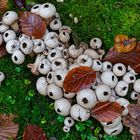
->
[31,4,41,15]
[54,98,71,116]
[2,11,18,25]
[18,34,30,43]
[64,117,75,127]
[64,92,76,99]
[63,126,70,133]
[0,72,5,82]
[59,26,72,34]
[101,116,121,128]
[90,38,102,49]
[84,49,100,59]
[76,89,97,109]
[3,30,16,42]
[130,91,139,100]
[33,39,45,53]
[101,71,118,88]
[59,31,70,43]
[133,79,140,93]
[36,77,48,96]
[95,84,112,102]
[0,21,9,33]
[115,81,129,97]
[116,98,130,116]
[20,39,33,54]
[38,59,51,75]
[50,18,62,31]
[104,122,123,136]
[39,3,56,19]
[47,84,63,100]
[11,50,25,65]
[70,104,90,122]
[123,72,136,84]
[102,61,112,71]
[113,63,126,77]
[46,71,54,84]
[6,39,20,54]
[92,59,102,71]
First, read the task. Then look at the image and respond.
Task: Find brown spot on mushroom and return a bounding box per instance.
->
[112,75,115,81]
[40,63,44,69]
[111,130,118,134]
[78,116,82,121]
[22,43,27,48]
[103,91,108,96]
[57,108,61,112]
[68,120,72,123]
[49,92,53,96]
[33,6,39,9]
[51,52,56,57]
[48,73,52,79]
[107,121,113,125]
[14,56,18,61]
[55,61,61,66]
[44,4,49,8]
[118,66,122,71]
[5,33,8,37]
[130,76,134,80]
[56,75,62,80]
[82,98,88,104]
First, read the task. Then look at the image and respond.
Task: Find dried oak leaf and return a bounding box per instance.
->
[0,0,8,13]
[63,66,96,93]
[19,12,46,39]
[23,125,47,140]
[103,41,140,74]
[91,101,123,122]
[14,0,26,9]
[0,114,19,140]
[123,104,140,140]
[0,43,7,58]
[114,34,136,53]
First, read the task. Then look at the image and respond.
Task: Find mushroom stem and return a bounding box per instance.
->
[11,22,19,32]
[27,54,45,75]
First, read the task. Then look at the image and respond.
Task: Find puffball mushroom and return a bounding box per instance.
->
[38,59,51,75]
[56,42,65,51]
[0,72,5,87]
[70,104,90,122]
[90,38,102,49]
[101,116,121,128]
[44,32,59,48]
[54,68,68,87]
[36,77,48,96]
[95,84,112,102]
[0,21,9,33]
[123,72,136,84]
[116,98,130,116]
[130,91,139,100]
[101,71,118,88]
[20,39,33,55]
[113,63,126,77]
[62,49,69,59]
[0,34,3,45]
[6,39,20,54]
[51,58,68,71]
[102,61,112,71]
[133,79,140,93]
[68,44,83,58]
[54,98,71,116]
[59,31,70,43]
[11,50,25,64]
[39,3,56,19]
[31,4,41,15]
[3,30,16,42]
[27,54,45,75]
[50,18,62,31]
[59,25,72,34]
[47,84,63,100]
[47,49,62,62]
[2,11,18,26]
[104,123,123,136]
[33,39,45,54]
[63,126,70,133]
[46,71,54,84]
[92,59,102,71]
[77,54,92,67]
[18,34,30,43]
[76,89,97,109]
[115,81,129,97]
[84,49,102,59]
[64,92,76,99]
[64,117,75,128]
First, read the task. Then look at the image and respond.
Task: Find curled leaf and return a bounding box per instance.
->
[0,0,8,13]
[114,34,136,53]
[104,41,140,74]
[0,44,7,58]
[19,12,46,39]
[91,102,123,122]
[63,66,96,93]
[14,0,26,9]
[0,114,19,140]
[23,125,47,140]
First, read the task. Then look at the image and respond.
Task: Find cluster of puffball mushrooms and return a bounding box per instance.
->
[0,2,140,136]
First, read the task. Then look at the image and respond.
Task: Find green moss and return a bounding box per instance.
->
[1,0,139,139]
